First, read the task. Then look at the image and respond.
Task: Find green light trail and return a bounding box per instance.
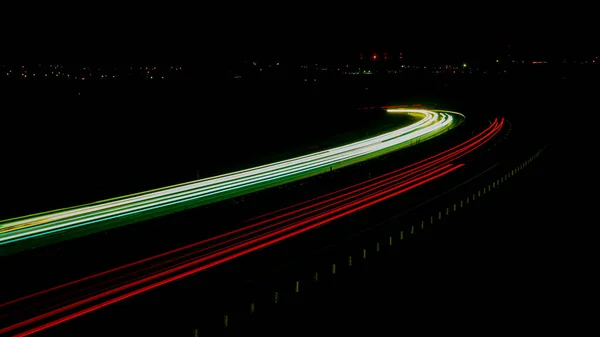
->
[0,109,463,255]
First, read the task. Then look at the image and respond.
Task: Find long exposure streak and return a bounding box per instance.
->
[0,115,505,336]
[0,109,462,254]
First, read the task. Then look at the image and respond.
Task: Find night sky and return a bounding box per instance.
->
[2,6,596,67]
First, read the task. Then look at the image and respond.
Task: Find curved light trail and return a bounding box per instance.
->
[0,116,504,336]
[0,109,462,254]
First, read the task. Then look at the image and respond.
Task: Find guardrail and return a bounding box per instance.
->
[201,146,546,335]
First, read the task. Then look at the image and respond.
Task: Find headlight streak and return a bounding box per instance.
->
[7,113,446,233]
[5,111,436,228]
[2,110,434,227]
[2,116,447,243]
[0,110,460,251]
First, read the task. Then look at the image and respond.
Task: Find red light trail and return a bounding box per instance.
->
[0,119,504,336]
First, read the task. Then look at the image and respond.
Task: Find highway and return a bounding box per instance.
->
[0,109,461,255]
[0,115,503,336]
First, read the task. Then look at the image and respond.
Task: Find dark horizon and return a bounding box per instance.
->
[3,24,598,66]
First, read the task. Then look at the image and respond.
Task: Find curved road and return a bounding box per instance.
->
[1,115,505,337]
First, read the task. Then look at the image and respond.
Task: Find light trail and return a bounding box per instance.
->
[0,116,505,336]
[0,109,461,254]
